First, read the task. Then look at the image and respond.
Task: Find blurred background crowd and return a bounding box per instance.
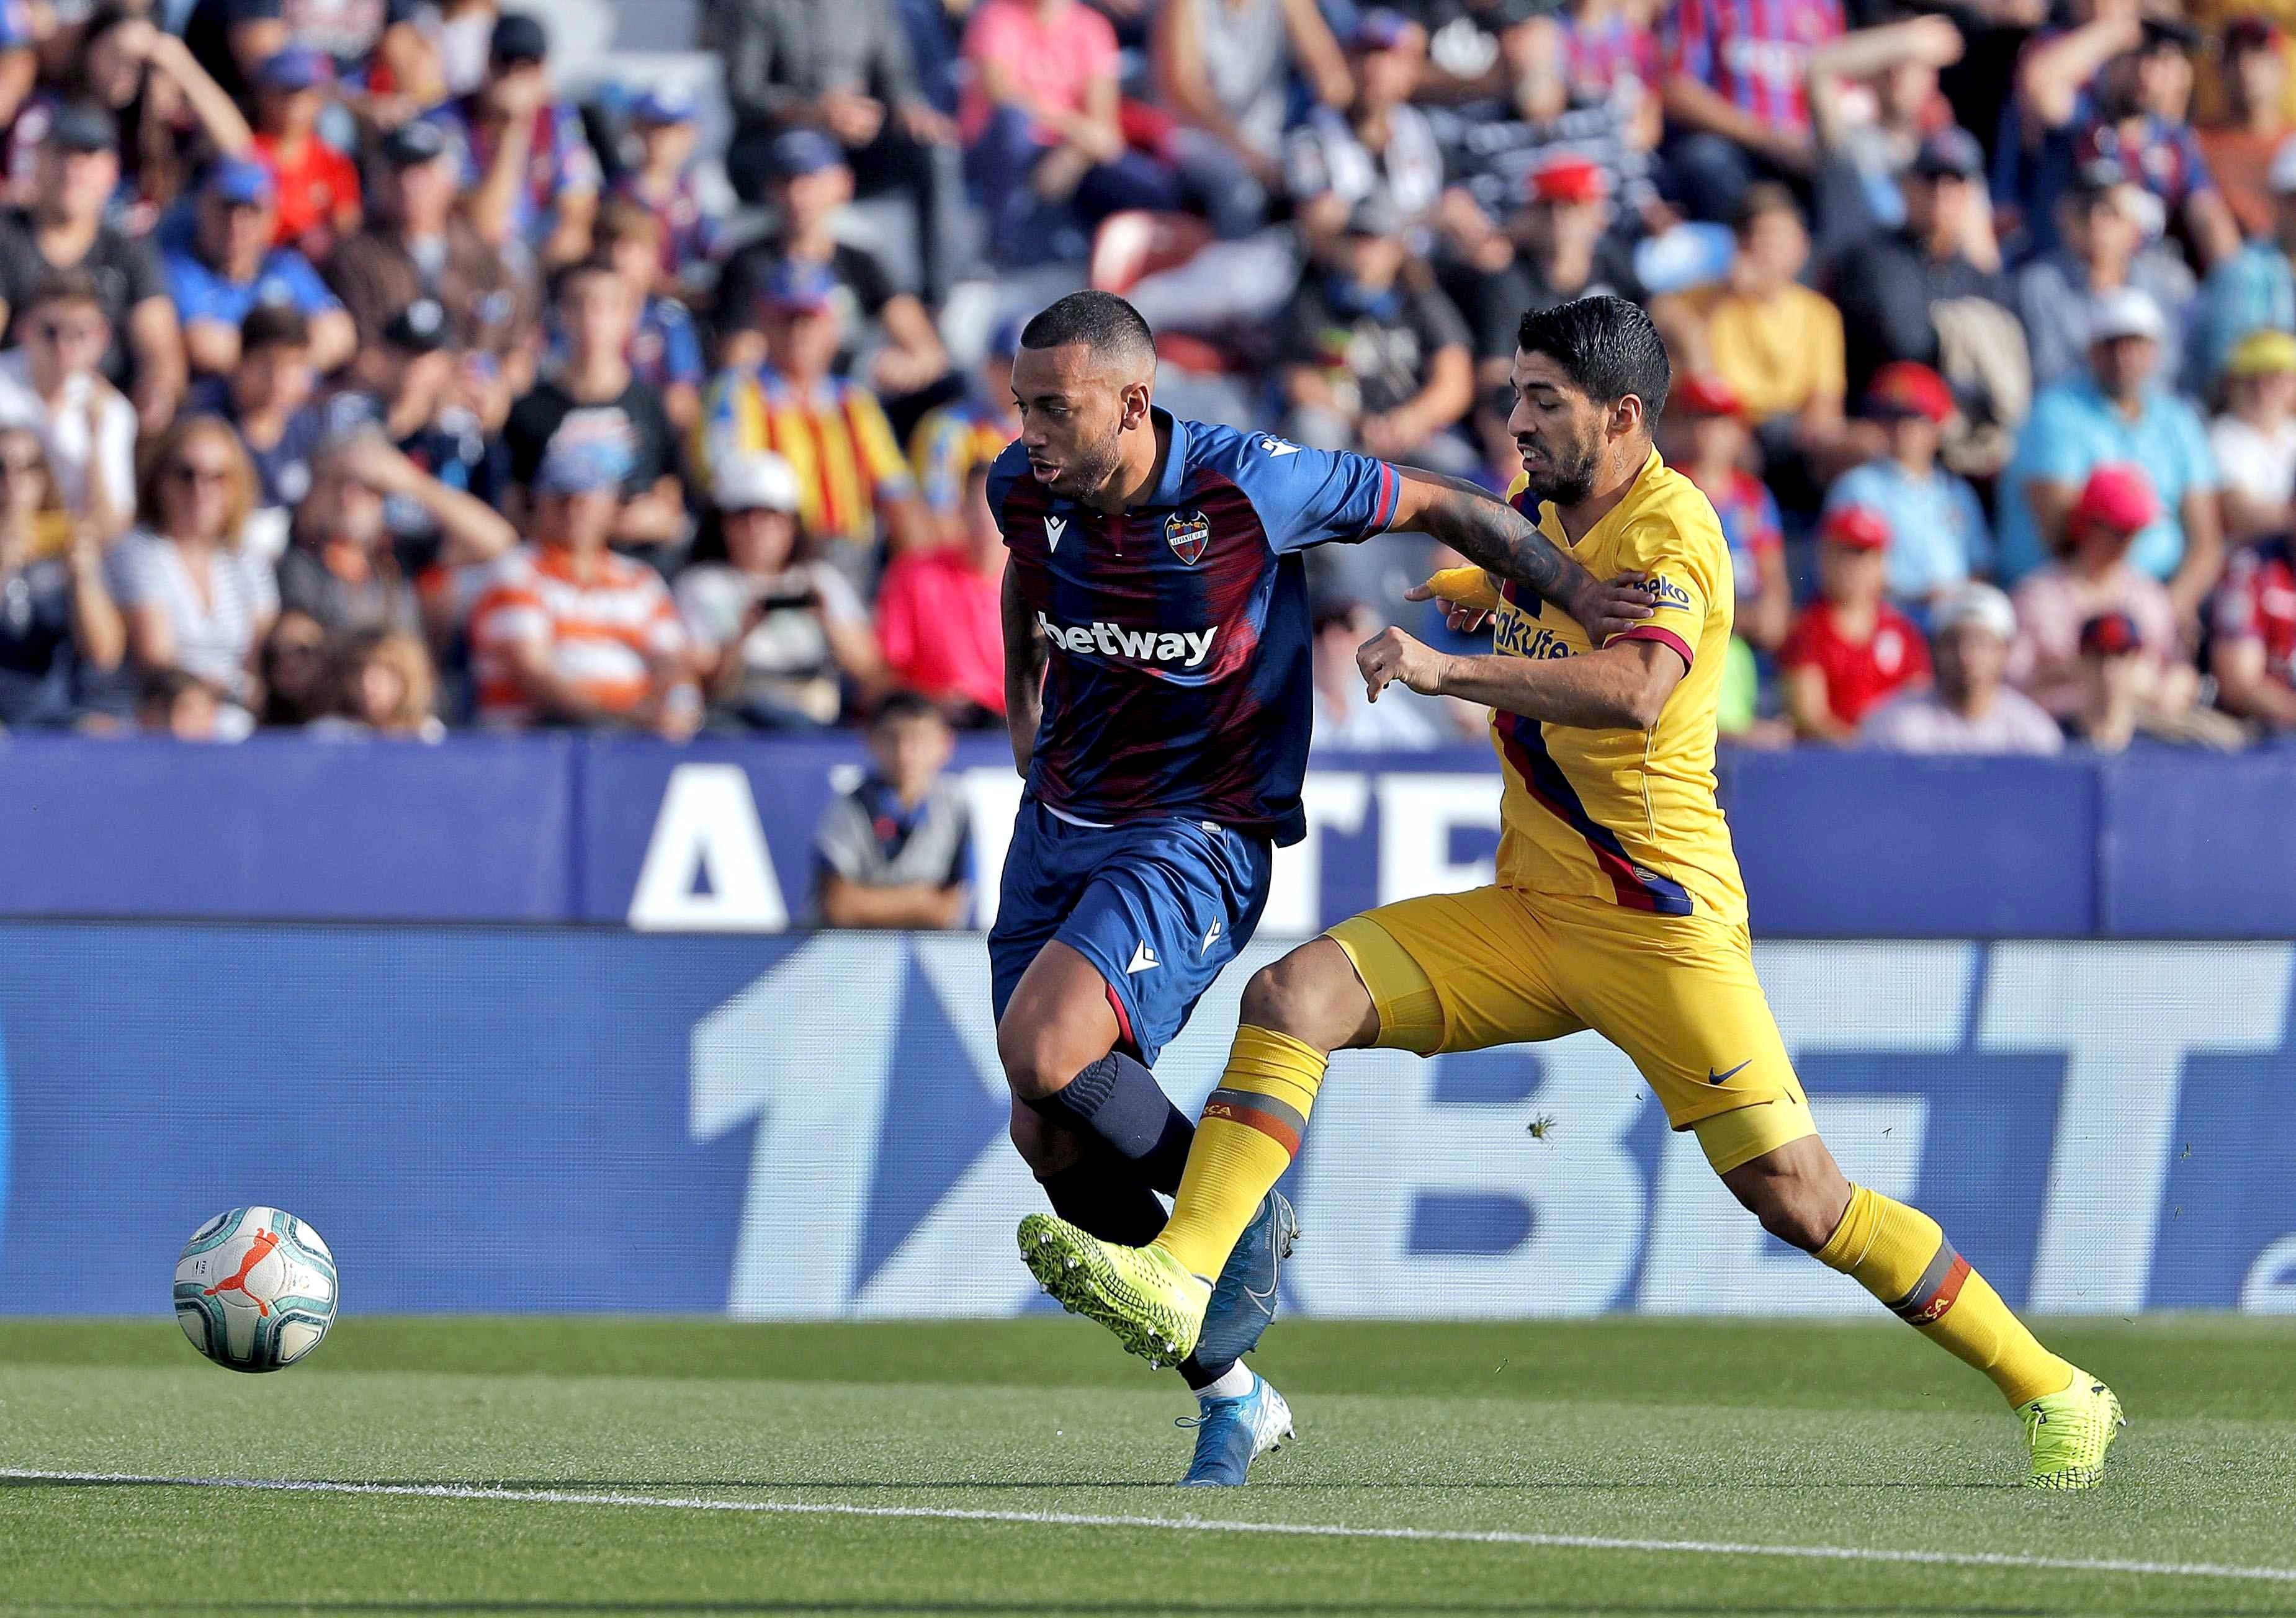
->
[4,0,2296,761]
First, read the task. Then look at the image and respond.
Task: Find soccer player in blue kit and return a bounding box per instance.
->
[987,292,1649,1485]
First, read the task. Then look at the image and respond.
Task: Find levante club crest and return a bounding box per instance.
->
[1165,510,1211,566]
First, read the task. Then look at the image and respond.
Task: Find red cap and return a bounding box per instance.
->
[1530,155,1607,207]
[2069,462,2158,537]
[2079,610,2144,656]
[1866,360,1954,425]
[2226,14,2285,56]
[1821,504,1891,551]
[1672,373,1743,418]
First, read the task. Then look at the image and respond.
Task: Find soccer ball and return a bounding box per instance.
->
[174,1207,338,1373]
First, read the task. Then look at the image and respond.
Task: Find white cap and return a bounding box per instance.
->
[2086,287,2166,345]
[712,451,801,514]
[1933,581,2017,641]
[2271,132,2296,195]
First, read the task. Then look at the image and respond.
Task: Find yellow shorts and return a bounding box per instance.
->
[1327,887,1814,1174]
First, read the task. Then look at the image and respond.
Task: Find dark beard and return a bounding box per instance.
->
[1522,442,1599,507]
[1049,437,1124,501]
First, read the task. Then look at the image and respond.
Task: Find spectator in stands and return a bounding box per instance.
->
[316,627,444,739]
[1149,0,1352,241]
[2063,609,2145,752]
[469,434,698,735]
[283,433,514,637]
[425,13,599,272]
[961,0,1189,260]
[1447,157,1642,473]
[182,0,440,112]
[909,316,1020,548]
[1860,583,2064,755]
[1803,13,1963,254]
[326,118,536,382]
[1997,288,2221,627]
[2212,327,2296,541]
[1656,0,1844,223]
[1283,12,1443,246]
[2009,463,2227,743]
[247,48,361,262]
[590,201,704,434]
[1278,194,1474,471]
[504,259,683,549]
[0,425,122,728]
[809,689,973,928]
[2208,526,2296,729]
[2007,10,2238,267]
[1823,362,1991,616]
[877,463,1004,723]
[1697,184,1856,480]
[1779,503,1931,743]
[1828,127,2016,406]
[0,102,184,434]
[138,666,222,739]
[110,416,277,737]
[1663,374,1788,651]
[715,130,948,398]
[2199,16,2289,241]
[695,261,929,584]
[1310,596,1442,749]
[190,304,323,561]
[165,159,356,380]
[21,9,254,228]
[329,299,507,545]
[0,270,133,540]
[611,86,715,300]
[1408,0,1554,114]
[712,0,962,298]
[258,608,334,726]
[418,0,498,101]
[675,450,882,730]
[2017,158,2195,391]
[2197,133,2296,381]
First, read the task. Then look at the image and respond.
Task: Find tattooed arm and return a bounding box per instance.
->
[1002,566,1047,777]
[1384,468,1651,642]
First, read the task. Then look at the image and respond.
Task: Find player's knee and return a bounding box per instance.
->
[1239,952,1340,1047]
[1007,1101,1080,1174]
[1742,1178,1839,1252]
[996,1019,1093,1103]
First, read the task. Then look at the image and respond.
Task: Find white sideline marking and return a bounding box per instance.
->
[6,1467,2294,1585]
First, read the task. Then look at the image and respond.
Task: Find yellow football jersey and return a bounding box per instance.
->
[1433,448,1746,926]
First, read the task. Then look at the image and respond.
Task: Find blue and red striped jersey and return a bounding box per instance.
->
[992,411,1400,844]
[1657,0,1843,137]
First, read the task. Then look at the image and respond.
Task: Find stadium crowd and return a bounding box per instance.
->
[2,0,2295,755]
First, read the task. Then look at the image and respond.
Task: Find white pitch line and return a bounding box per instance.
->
[6,1468,2292,1586]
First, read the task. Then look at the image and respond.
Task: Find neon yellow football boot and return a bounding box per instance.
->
[2019,1369,2125,1490]
[1018,1214,1211,1367]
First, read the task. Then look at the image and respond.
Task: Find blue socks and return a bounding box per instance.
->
[1028,1050,1196,1193]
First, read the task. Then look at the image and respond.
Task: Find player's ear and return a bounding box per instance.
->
[1118,377,1154,433]
[1612,393,1646,444]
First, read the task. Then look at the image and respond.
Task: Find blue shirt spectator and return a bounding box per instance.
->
[2196,140,2296,387]
[1824,362,1989,610]
[166,161,354,382]
[424,14,601,267]
[1996,290,2217,588]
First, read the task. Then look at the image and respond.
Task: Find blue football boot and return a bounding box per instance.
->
[1177,1371,1296,1486]
[1195,1190,1296,1367]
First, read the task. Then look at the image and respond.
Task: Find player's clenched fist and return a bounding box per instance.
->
[1357,626,1450,702]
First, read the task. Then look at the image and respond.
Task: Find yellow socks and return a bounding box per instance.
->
[1152,1026,1328,1279]
[1816,1185,2074,1408]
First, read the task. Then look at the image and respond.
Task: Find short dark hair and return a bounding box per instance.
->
[1732,181,1802,236]
[240,303,310,354]
[871,689,944,729]
[26,268,102,315]
[1515,295,1671,425]
[1019,290,1155,369]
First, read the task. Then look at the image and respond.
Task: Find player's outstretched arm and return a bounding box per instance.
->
[1358,625,1687,732]
[1002,568,1046,776]
[1384,468,1651,643]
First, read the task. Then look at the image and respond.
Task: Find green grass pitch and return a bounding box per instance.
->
[3,1315,2295,1616]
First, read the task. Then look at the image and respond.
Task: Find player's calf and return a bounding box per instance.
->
[1236,938,1383,1055]
[1716,1133,1852,1253]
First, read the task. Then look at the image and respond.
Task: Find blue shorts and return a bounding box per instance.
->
[988,800,1274,1066]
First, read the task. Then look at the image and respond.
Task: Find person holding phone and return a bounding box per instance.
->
[672,450,885,730]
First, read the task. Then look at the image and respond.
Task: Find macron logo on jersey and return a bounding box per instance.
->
[1258,436,1301,457]
[1044,516,1067,552]
[1036,610,1219,668]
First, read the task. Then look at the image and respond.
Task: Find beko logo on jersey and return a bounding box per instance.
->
[1036,611,1219,666]
[1642,574,1692,611]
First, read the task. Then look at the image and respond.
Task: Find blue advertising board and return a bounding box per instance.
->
[4,925,2293,1320]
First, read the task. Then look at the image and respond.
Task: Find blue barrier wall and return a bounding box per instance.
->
[4,926,2293,1318]
[0,734,2281,935]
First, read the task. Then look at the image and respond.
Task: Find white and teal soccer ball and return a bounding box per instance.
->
[174,1207,338,1373]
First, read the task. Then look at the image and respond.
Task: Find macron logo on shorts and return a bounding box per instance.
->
[1127,942,1159,973]
[1036,610,1219,668]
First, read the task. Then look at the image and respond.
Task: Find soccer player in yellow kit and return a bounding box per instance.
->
[1019,295,2125,1490]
